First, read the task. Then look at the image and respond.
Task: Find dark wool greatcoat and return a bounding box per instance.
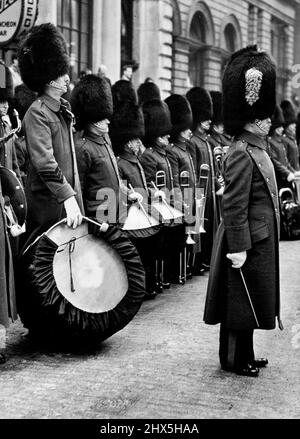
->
[283,134,300,171]
[204,130,281,331]
[22,95,78,238]
[117,151,148,196]
[0,181,17,327]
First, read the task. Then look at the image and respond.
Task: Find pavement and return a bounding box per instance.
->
[0,239,300,420]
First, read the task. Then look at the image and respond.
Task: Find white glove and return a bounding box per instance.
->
[154,190,166,200]
[287,173,295,182]
[294,171,300,178]
[226,251,247,269]
[216,186,224,196]
[128,191,143,203]
[64,196,83,229]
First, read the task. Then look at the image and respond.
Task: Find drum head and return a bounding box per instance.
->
[49,223,128,313]
[16,219,146,344]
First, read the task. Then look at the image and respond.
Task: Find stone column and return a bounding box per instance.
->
[91,0,103,74]
[292,4,300,99]
[257,9,271,52]
[36,0,57,25]
[172,36,190,96]
[284,24,294,99]
[248,5,258,45]
[132,0,160,89]
[101,0,121,85]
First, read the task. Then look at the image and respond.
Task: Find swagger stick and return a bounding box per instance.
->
[239,268,260,328]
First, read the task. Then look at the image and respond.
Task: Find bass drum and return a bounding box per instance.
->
[16,218,146,345]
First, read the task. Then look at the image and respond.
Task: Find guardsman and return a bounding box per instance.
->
[19,23,84,244]
[139,97,177,288]
[281,100,299,171]
[186,87,222,272]
[164,94,196,283]
[268,104,297,190]
[110,99,158,300]
[70,75,141,225]
[204,45,282,377]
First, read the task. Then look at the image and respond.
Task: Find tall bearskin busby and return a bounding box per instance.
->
[280,100,297,127]
[111,79,137,109]
[222,45,276,136]
[142,99,172,146]
[18,23,70,93]
[110,101,145,154]
[71,74,113,131]
[270,104,285,134]
[186,87,213,130]
[164,94,193,141]
[210,91,223,127]
[137,81,161,106]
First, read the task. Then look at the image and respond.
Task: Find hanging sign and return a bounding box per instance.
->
[0,0,38,47]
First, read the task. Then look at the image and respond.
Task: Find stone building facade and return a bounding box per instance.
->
[1,0,299,101]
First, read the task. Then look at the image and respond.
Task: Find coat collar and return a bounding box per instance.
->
[193,128,208,141]
[39,94,70,113]
[83,130,108,146]
[173,138,188,151]
[117,151,139,163]
[151,143,167,156]
[238,130,268,151]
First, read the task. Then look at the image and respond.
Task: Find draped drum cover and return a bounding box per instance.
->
[17,219,146,343]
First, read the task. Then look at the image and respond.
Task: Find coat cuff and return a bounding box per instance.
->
[55,183,76,204]
[225,223,252,252]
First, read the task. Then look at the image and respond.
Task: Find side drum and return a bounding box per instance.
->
[16,218,146,345]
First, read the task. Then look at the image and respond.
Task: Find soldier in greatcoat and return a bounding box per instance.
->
[110,99,158,299]
[19,23,84,245]
[281,100,299,171]
[164,94,196,283]
[70,75,141,225]
[139,96,178,289]
[186,87,222,273]
[204,45,282,377]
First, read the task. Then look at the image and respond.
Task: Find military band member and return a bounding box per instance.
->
[186,87,221,272]
[71,75,141,225]
[268,104,297,189]
[281,100,299,171]
[164,94,196,283]
[140,98,176,288]
[204,45,282,377]
[110,99,158,299]
[19,23,84,244]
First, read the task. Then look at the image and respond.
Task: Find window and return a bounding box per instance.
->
[57,0,91,80]
[224,24,237,53]
[189,12,207,87]
[271,17,289,100]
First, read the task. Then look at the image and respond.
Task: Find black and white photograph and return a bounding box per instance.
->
[0,0,299,431]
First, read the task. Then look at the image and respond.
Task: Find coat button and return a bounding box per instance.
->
[275,207,278,212]
[258,163,262,167]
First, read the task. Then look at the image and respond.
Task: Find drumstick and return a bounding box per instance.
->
[128,184,152,226]
[151,181,174,216]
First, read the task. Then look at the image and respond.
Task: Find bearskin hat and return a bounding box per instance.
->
[280,100,297,127]
[142,99,172,141]
[18,23,70,93]
[137,82,161,105]
[0,61,14,102]
[186,87,213,127]
[110,101,145,151]
[210,91,223,126]
[70,74,113,131]
[111,79,137,109]
[222,45,276,136]
[164,94,193,139]
[13,83,37,120]
[271,104,285,132]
